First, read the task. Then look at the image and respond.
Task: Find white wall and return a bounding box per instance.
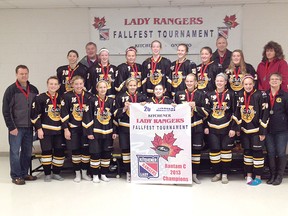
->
[0,4,287,152]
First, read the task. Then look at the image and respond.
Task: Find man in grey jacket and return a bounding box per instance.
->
[2,65,39,185]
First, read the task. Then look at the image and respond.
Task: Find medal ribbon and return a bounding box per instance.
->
[269,90,279,111]
[244,90,255,112]
[129,63,139,77]
[175,59,185,76]
[16,80,30,99]
[155,97,165,104]
[185,89,195,102]
[98,96,106,114]
[216,90,227,109]
[151,56,161,75]
[128,92,137,103]
[68,65,79,82]
[200,63,210,79]
[100,63,110,80]
[47,92,58,110]
[234,67,241,80]
[75,91,84,111]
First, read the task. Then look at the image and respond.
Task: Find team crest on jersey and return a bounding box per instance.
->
[65,77,73,92]
[197,73,209,89]
[47,104,61,121]
[96,108,111,125]
[99,74,112,89]
[229,74,244,91]
[240,105,255,123]
[72,104,85,121]
[172,71,183,88]
[276,98,282,103]
[137,155,160,179]
[130,72,142,88]
[212,102,227,119]
[149,69,162,85]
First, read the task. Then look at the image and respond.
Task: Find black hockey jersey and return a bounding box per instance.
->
[31,92,62,135]
[142,56,171,96]
[56,63,88,96]
[115,63,143,93]
[175,89,209,133]
[114,91,147,133]
[60,90,93,132]
[88,63,118,98]
[205,89,238,134]
[195,61,219,93]
[82,95,117,138]
[235,89,269,135]
[226,63,257,93]
[168,59,197,97]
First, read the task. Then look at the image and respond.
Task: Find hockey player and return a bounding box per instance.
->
[31,76,65,182]
[204,73,238,184]
[174,73,209,184]
[83,80,118,183]
[195,47,220,93]
[60,75,92,182]
[114,78,147,182]
[235,75,269,186]
[146,84,175,104]
[57,50,88,96]
[88,48,118,97]
[142,40,171,97]
[168,44,197,97]
[115,46,142,94]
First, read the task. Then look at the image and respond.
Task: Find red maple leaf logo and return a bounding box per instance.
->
[151,131,183,161]
[93,17,106,30]
[223,14,239,29]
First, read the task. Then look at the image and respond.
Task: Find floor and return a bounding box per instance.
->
[0,155,287,216]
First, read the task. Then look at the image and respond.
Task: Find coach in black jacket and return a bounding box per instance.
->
[2,65,39,185]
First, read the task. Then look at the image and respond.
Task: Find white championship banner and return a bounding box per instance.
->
[130,103,192,184]
[90,6,242,54]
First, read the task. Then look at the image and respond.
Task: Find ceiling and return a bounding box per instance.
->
[0,0,287,9]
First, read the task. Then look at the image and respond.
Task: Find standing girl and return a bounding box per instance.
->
[61,75,92,182]
[31,76,65,182]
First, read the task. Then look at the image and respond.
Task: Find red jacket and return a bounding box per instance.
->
[257,59,288,92]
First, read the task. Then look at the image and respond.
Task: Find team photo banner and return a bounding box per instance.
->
[90,6,242,54]
[130,103,192,185]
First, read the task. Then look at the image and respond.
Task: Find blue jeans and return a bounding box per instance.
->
[266,132,288,158]
[9,127,33,179]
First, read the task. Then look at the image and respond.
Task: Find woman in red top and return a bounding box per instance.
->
[257,41,288,92]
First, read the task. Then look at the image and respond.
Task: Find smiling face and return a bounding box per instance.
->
[266,48,276,62]
[200,48,212,64]
[177,45,187,60]
[47,78,59,94]
[185,74,197,91]
[96,81,108,97]
[99,51,109,65]
[86,44,97,60]
[269,74,282,89]
[16,68,29,84]
[232,51,241,66]
[127,80,137,95]
[67,52,78,65]
[243,78,254,92]
[151,41,161,56]
[154,84,165,98]
[215,76,227,91]
[126,50,137,64]
[216,37,228,52]
[72,78,84,94]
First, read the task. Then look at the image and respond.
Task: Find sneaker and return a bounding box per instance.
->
[101,174,110,182]
[52,174,64,181]
[192,174,201,184]
[211,174,221,182]
[221,176,229,184]
[82,173,92,181]
[24,175,37,181]
[93,175,100,183]
[12,178,25,185]
[44,175,52,182]
[248,178,262,186]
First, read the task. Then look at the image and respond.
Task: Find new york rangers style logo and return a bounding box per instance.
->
[137,155,160,179]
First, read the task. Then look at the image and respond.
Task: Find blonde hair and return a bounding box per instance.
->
[125,77,138,87]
